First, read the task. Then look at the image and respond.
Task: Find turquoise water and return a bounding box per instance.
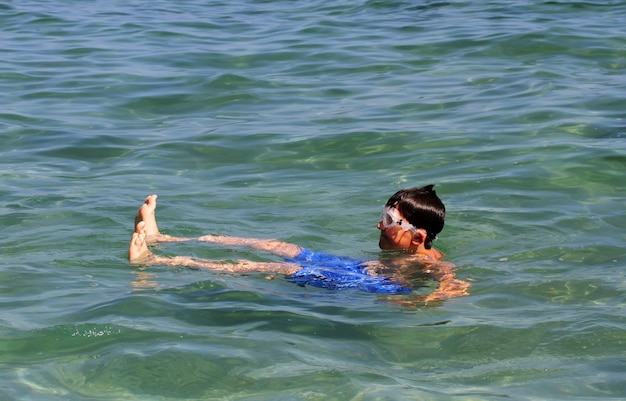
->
[1,0,625,399]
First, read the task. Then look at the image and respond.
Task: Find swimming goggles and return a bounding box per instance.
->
[380,207,418,233]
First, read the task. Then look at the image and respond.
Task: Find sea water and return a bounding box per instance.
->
[1,1,625,400]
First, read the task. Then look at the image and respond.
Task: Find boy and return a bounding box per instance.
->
[128,185,469,302]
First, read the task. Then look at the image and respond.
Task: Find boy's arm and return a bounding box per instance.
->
[380,260,470,307]
[420,261,470,301]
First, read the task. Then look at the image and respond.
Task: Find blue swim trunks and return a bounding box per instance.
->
[285,249,411,294]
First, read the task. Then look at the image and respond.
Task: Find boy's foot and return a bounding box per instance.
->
[134,194,160,239]
[129,222,154,263]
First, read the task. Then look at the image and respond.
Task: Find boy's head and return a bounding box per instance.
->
[383,184,446,250]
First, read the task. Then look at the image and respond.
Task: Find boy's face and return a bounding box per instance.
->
[377,207,418,251]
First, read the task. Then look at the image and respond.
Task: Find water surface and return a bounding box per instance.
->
[1,1,625,400]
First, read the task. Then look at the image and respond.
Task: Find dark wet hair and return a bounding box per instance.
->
[385,184,446,249]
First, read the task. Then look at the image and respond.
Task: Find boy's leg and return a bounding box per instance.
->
[129,222,300,274]
[132,195,301,257]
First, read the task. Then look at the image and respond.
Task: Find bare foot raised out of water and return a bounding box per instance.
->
[134,195,190,244]
[128,222,154,263]
[134,194,160,240]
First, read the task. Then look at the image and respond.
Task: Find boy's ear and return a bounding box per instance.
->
[411,228,428,246]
